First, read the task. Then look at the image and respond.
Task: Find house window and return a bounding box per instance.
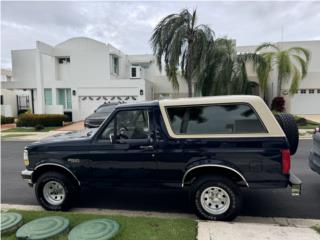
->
[130,66,141,78]
[309,89,315,94]
[0,95,3,105]
[300,89,306,94]
[318,89,320,94]
[58,57,70,64]
[44,89,52,105]
[111,55,119,75]
[131,67,137,78]
[57,89,72,110]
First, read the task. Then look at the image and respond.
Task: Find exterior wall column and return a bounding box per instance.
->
[34,49,45,114]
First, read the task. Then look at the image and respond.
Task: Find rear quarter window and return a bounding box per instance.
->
[166,104,266,134]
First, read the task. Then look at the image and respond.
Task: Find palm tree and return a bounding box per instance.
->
[195,38,266,96]
[150,9,214,97]
[255,43,310,96]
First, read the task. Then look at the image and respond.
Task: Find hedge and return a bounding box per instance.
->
[271,96,285,112]
[16,113,67,127]
[1,115,15,124]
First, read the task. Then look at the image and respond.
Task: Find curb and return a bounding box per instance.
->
[2,203,320,227]
[1,203,195,220]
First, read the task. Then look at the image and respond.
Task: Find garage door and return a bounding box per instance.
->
[290,90,320,114]
[78,96,137,120]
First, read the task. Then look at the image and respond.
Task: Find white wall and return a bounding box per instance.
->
[0,89,17,117]
[54,37,109,88]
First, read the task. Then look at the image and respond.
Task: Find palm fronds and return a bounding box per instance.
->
[150,9,214,97]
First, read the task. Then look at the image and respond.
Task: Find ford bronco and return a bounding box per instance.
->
[21,95,301,220]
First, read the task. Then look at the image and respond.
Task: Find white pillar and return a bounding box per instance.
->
[34,50,45,114]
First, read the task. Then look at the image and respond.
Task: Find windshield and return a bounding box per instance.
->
[95,105,116,113]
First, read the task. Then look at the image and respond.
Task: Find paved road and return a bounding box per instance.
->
[1,140,320,219]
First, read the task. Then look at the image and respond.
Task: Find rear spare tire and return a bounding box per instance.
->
[275,113,299,155]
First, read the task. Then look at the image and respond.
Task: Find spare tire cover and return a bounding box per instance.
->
[275,113,299,155]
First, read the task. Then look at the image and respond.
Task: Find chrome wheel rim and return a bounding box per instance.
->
[200,186,230,215]
[43,181,66,205]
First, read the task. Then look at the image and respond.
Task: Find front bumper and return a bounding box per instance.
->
[84,123,101,128]
[289,172,302,196]
[21,169,34,186]
[309,151,320,175]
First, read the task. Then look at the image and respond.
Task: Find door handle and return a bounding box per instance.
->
[140,145,154,150]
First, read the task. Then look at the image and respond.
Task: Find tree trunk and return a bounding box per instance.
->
[277,78,282,97]
[187,78,193,97]
[186,40,193,98]
[276,71,282,97]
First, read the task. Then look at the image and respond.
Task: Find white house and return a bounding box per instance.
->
[2,37,319,121]
[237,40,320,116]
[1,69,17,117]
[1,37,187,121]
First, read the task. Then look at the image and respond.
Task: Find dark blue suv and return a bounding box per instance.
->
[21,96,301,221]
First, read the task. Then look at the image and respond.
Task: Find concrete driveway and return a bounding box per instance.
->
[56,121,84,131]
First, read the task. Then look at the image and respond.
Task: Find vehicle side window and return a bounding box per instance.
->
[116,110,150,140]
[100,119,115,140]
[166,104,266,134]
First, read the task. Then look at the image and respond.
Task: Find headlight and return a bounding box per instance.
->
[23,150,29,166]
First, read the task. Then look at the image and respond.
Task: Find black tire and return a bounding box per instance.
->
[275,113,299,155]
[191,175,242,221]
[35,171,79,211]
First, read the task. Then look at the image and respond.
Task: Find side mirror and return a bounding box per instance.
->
[109,133,116,143]
[94,109,97,113]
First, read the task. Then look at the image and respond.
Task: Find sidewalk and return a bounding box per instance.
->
[198,218,320,240]
[1,121,84,141]
[56,121,84,131]
[0,130,69,141]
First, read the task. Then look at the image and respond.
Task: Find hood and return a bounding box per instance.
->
[86,112,109,120]
[27,128,98,148]
[46,128,98,141]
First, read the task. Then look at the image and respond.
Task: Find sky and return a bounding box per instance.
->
[1,1,320,69]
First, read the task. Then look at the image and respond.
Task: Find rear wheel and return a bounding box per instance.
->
[275,113,299,155]
[35,171,79,211]
[192,175,242,221]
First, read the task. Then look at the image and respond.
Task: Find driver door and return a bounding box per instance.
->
[90,108,157,187]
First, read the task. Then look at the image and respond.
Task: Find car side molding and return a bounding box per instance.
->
[181,164,249,188]
[34,163,81,186]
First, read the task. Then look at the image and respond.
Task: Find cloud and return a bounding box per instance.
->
[1,1,320,68]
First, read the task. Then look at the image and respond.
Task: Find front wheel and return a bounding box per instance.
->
[35,171,79,211]
[192,175,242,221]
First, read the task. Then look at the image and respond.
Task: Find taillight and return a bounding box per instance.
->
[282,149,291,174]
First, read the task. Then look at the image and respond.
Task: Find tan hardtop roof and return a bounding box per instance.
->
[159,95,285,138]
[159,95,263,106]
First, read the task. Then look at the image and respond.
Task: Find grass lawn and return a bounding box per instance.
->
[1,133,32,138]
[312,225,320,235]
[2,210,197,240]
[2,127,58,133]
[298,124,319,129]
[294,115,319,130]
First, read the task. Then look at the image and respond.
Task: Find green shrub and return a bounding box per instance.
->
[34,125,45,131]
[1,115,15,124]
[16,113,67,127]
[271,97,285,112]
